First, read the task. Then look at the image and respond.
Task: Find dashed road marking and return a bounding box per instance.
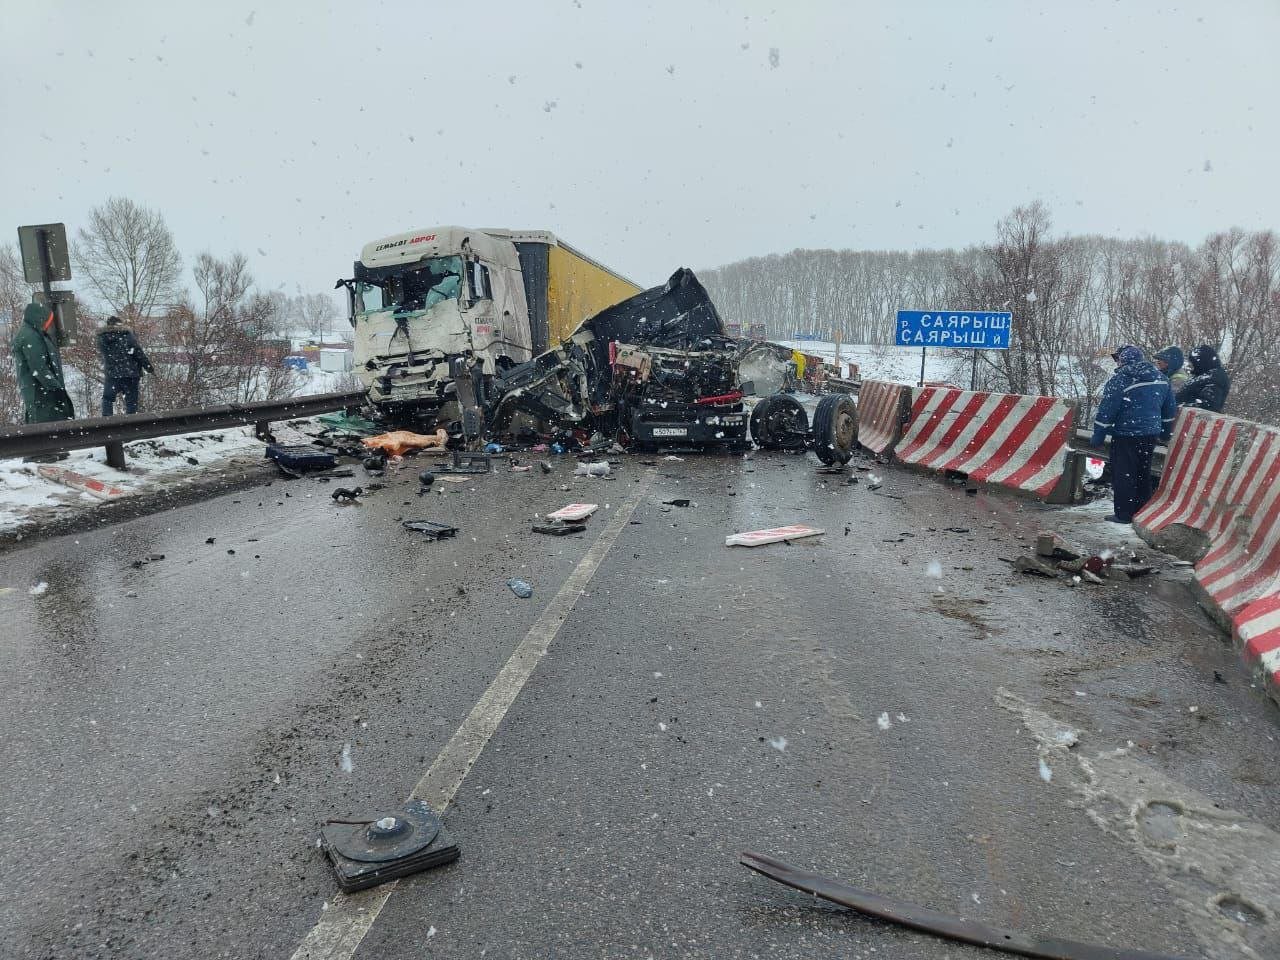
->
[290,471,653,960]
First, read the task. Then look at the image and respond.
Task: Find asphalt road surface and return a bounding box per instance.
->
[3,448,1278,960]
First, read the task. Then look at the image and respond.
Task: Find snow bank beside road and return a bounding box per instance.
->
[0,426,268,533]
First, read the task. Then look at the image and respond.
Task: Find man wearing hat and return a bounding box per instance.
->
[1090,345,1176,524]
[97,315,154,416]
[11,301,75,425]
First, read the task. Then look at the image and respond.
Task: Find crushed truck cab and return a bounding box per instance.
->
[339,227,639,426]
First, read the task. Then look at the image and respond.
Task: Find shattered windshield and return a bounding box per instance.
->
[382,256,463,313]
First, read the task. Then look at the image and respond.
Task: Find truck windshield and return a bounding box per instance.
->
[384,256,464,312]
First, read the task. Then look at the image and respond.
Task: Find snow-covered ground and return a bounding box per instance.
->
[1,358,364,535]
[774,340,961,385]
[0,426,272,532]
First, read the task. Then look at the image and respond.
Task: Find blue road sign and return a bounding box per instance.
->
[895,310,1012,349]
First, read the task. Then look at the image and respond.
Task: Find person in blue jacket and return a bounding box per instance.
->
[1091,345,1176,524]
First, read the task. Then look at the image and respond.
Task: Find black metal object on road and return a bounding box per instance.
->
[0,390,366,467]
[740,851,1188,960]
[321,800,459,893]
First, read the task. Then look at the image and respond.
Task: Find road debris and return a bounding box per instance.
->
[548,504,598,522]
[436,451,492,475]
[574,461,612,477]
[36,464,128,500]
[1013,556,1059,577]
[419,471,436,488]
[662,498,692,508]
[739,851,1186,960]
[360,429,449,457]
[507,578,534,598]
[321,799,460,893]
[726,524,824,547]
[402,520,458,540]
[266,443,337,476]
[28,581,49,596]
[532,519,587,536]
[331,487,363,503]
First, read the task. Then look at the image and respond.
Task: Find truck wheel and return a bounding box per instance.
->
[812,394,857,464]
[750,394,809,450]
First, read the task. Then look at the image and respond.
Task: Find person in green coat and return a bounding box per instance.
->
[11,301,75,424]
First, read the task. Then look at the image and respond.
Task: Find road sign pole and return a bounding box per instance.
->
[36,228,54,315]
[970,348,978,390]
[919,347,926,387]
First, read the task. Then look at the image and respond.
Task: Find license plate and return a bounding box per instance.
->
[652,427,687,437]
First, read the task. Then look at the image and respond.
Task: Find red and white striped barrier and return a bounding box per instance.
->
[37,465,127,500]
[1133,408,1244,542]
[894,386,1076,499]
[1234,596,1280,702]
[1191,423,1280,620]
[855,380,907,456]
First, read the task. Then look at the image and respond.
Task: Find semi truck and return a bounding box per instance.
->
[337,226,641,424]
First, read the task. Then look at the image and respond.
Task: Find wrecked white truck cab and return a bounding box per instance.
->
[338,227,640,426]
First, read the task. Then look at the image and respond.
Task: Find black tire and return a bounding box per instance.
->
[750,394,809,450]
[812,394,857,464]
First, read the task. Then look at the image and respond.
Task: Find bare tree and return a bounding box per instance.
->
[1188,229,1280,422]
[292,292,339,341]
[0,244,30,422]
[74,196,182,320]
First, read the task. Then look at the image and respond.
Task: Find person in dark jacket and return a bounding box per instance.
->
[1153,345,1190,391]
[97,316,154,416]
[11,302,75,424]
[1091,345,1176,524]
[1175,344,1230,413]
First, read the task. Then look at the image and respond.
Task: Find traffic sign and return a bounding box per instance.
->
[895,310,1012,350]
[17,223,71,284]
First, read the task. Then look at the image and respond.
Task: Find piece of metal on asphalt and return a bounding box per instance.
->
[321,801,459,894]
[289,470,654,960]
[532,519,587,536]
[402,520,458,540]
[739,851,1188,960]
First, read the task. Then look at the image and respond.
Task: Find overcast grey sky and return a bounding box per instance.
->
[4,0,1277,308]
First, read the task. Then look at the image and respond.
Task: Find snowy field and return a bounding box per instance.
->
[774,340,960,385]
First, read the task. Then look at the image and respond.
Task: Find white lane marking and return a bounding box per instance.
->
[290,471,653,960]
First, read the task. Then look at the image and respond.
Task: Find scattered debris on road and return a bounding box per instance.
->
[507,578,534,598]
[360,429,449,457]
[321,800,460,893]
[574,461,611,477]
[331,487,363,503]
[532,519,587,536]
[739,850,1187,960]
[726,524,824,547]
[402,520,458,540]
[548,504,598,522]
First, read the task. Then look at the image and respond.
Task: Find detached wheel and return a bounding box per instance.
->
[750,394,809,450]
[812,394,857,464]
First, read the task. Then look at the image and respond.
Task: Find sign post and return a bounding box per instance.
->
[894,310,1013,387]
[18,223,74,344]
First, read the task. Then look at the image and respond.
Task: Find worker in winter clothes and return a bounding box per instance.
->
[11,302,75,425]
[1091,345,1176,524]
[1175,344,1231,413]
[1153,346,1190,391]
[98,316,154,416]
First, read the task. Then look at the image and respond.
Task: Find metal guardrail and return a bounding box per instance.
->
[0,390,367,467]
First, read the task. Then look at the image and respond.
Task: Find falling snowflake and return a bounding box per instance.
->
[876,712,892,730]
[28,581,48,596]
[339,743,353,773]
[1038,758,1053,782]
[768,47,780,68]
[768,736,787,752]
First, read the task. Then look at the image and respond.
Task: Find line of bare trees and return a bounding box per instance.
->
[701,202,1280,422]
[3,196,344,424]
